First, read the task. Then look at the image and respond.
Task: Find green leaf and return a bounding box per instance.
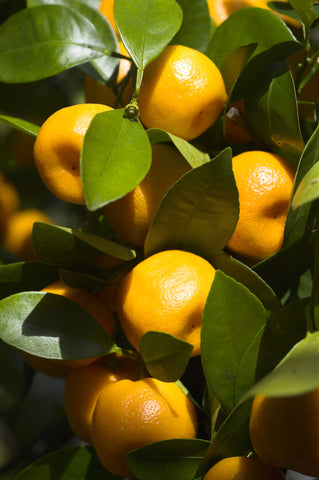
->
[201,271,268,410]
[147,128,210,168]
[144,148,239,260]
[27,0,119,82]
[171,0,211,53]
[242,331,319,399]
[114,0,183,70]
[139,331,193,382]
[288,0,318,30]
[268,1,302,23]
[220,44,257,96]
[0,5,107,83]
[0,291,115,360]
[81,109,152,210]
[196,400,252,477]
[0,115,40,136]
[291,161,319,210]
[126,439,209,480]
[245,66,304,165]
[0,261,59,301]
[32,222,135,265]
[284,124,319,249]
[0,340,26,412]
[15,445,118,480]
[59,268,108,290]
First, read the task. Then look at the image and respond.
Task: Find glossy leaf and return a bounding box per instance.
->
[127,439,209,480]
[245,66,304,165]
[147,128,210,168]
[0,115,39,136]
[201,271,268,410]
[81,109,152,210]
[27,0,119,82]
[15,445,117,480]
[114,0,183,69]
[284,124,319,247]
[0,291,116,359]
[242,331,319,399]
[0,261,59,301]
[171,0,211,53]
[144,148,239,260]
[0,5,107,83]
[139,331,193,382]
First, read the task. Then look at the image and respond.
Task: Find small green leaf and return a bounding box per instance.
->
[242,331,319,399]
[0,115,40,136]
[15,445,118,480]
[114,0,183,69]
[81,109,152,210]
[147,128,210,168]
[139,331,193,382]
[0,291,115,360]
[0,5,107,83]
[126,439,209,480]
[144,148,239,260]
[291,161,319,210]
[171,0,211,53]
[201,271,268,410]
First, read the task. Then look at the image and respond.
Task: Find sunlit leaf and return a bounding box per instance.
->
[0,115,39,136]
[291,161,319,210]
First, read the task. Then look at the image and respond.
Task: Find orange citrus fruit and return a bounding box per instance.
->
[203,456,285,480]
[2,208,52,261]
[0,172,20,238]
[64,354,141,443]
[117,249,216,356]
[91,377,198,477]
[103,143,191,247]
[33,103,112,205]
[138,45,227,141]
[98,0,119,37]
[249,388,319,478]
[226,150,295,264]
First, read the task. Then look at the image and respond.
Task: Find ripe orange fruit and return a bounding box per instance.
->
[138,45,227,141]
[103,143,191,247]
[64,354,141,443]
[249,389,319,478]
[98,0,119,37]
[85,41,132,108]
[0,172,20,238]
[203,456,285,480]
[117,249,216,356]
[207,0,300,27]
[226,150,295,264]
[2,208,53,261]
[33,103,112,205]
[91,377,198,477]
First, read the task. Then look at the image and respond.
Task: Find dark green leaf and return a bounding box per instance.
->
[267,1,302,23]
[127,439,209,480]
[288,0,318,30]
[0,291,115,359]
[27,0,119,82]
[220,44,257,96]
[0,340,26,412]
[242,331,319,399]
[0,5,107,83]
[15,445,118,480]
[0,261,59,300]
[171,0,211,53]
[291,161,319,210]
[246,66,304,165]
[114,0,183,69]
[81,109,152,210]
[144,148,239,260]
[0,115,39,136]
[284,124,319,247]
[201,271,268,410]
[59,269,108,290]
[139,331,193,382]
[147,128,210,168]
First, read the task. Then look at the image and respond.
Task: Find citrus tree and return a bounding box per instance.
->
[0,0,319,479]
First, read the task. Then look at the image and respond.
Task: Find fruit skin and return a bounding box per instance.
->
[2,208,52,261]
[117,249,216,356]
[203,456,286,480]
[64,354,141,443]
[0,173,20,238]
[103,143,191,247]
[138,45,227,141]
[249,389,319,478]
[91,377,198,477]
[33,103,112,205]
[226,150,295,264]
